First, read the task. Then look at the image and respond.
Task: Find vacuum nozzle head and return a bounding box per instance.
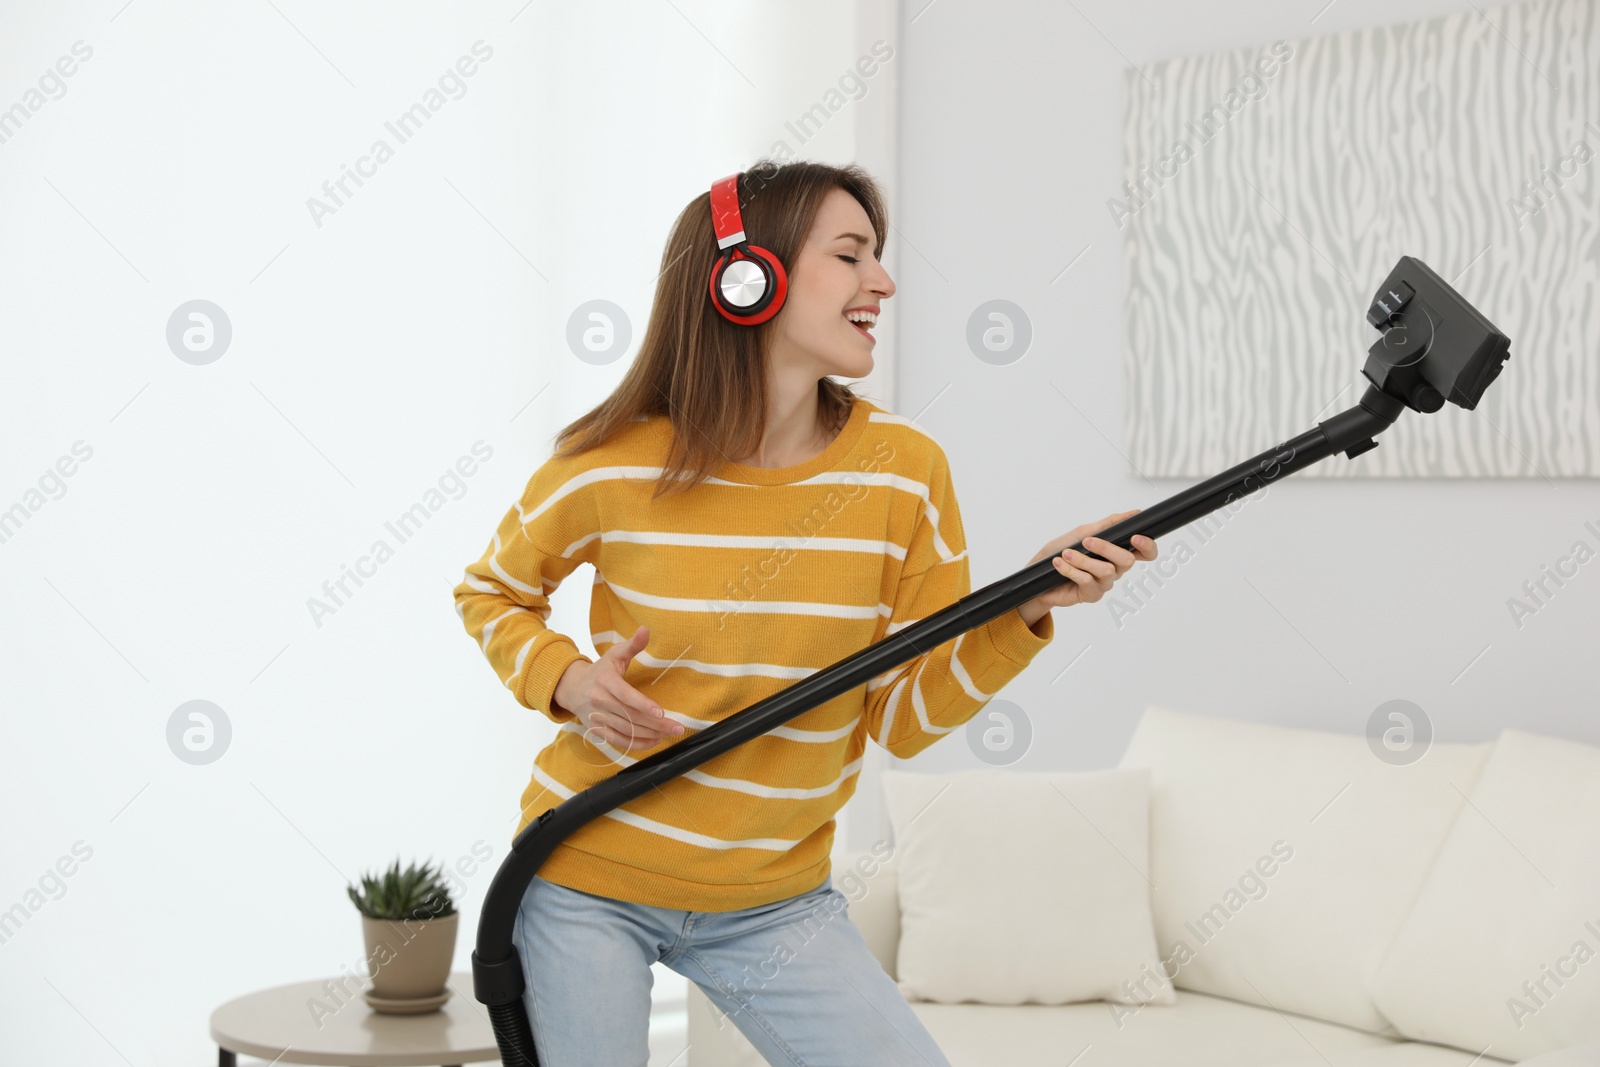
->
[1362,255,1510,414]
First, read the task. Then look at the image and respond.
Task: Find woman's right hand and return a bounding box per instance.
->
[553,625,686,750]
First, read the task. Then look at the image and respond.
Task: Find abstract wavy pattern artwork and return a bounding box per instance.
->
[1122,0,1599,478]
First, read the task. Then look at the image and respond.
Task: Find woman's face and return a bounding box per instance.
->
[767,187,895,381]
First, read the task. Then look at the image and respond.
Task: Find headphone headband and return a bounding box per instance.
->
[709,173,747,250]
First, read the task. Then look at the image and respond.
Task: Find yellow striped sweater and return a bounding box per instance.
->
[452,395,1055,911]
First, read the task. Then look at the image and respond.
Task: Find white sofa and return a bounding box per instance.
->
[688,707,1600,1066]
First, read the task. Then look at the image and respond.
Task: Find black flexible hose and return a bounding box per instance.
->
[471,386,1408,1065]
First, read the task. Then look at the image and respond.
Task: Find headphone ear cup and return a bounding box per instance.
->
[746,245,788,315]
[709,245,789,325]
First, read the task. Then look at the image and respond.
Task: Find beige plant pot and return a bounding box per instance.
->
[360,911,458,1002]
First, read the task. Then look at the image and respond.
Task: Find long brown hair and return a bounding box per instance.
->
[549,158,890,500]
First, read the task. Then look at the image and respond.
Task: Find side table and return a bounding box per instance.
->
[209,970,501,1066]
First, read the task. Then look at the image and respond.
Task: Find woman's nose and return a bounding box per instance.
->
[870,265,895,298]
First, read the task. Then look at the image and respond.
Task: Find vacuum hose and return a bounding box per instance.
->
[470,254,1509,1065]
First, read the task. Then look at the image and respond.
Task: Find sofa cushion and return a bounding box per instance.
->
[881,766,1172,1006]
[1371,729,1600,1061]
[1510,1043,1600,1067]
[687,983,1516,1067]
[910,988,1404,1066]
[1261,1045,1514,1066]
[1117,705,1493,1035]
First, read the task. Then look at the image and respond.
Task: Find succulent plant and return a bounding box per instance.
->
[346,858,456,921]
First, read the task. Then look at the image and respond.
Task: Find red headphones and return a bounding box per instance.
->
[707,172,788,325]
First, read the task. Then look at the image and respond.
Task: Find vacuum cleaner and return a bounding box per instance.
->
[470,254,1510,1065]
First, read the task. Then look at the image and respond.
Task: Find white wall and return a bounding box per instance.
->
[855,0,1600,849]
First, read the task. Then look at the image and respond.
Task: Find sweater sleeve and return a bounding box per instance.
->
[863,447,1055,760]
[452,455,600,726]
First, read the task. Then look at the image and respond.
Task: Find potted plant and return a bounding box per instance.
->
[347,858,458,1012]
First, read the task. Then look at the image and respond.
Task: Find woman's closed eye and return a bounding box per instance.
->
[837,255,858,264]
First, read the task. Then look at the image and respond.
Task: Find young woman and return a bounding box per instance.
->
[452,159,1158,1066]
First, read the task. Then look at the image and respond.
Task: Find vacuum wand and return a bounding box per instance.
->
[470,254,1510,1066]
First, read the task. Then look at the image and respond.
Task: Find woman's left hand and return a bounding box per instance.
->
[1017,509,1158,626]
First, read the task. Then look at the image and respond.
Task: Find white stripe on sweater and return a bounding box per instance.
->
[543,732,867,800]
[526,761,804,849]
[603,577,883,620]
[558,529,909,561]
[519,465,956,563]
[480,605,528,653]
[559,705,861,744]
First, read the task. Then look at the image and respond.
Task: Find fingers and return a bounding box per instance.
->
[1052,550,1109,602]
[589,710,680,751]
[1115,511,1157,561]
[592,712,679,750]
[1044,511,1156,608]
[1082,534,1157,567]
[595,672,685,747]
[1061,546,1115,583]
[1066,511,1144,556]
[605,624,650,666]
[1081,535,1137,572]
[579,625,686,750]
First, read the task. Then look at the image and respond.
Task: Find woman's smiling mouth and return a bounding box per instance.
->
[845,307,878,341]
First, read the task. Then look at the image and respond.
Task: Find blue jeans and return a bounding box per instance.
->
[511,870,952,1067]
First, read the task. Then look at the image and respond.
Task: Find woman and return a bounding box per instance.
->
[452,158,1158,1066]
